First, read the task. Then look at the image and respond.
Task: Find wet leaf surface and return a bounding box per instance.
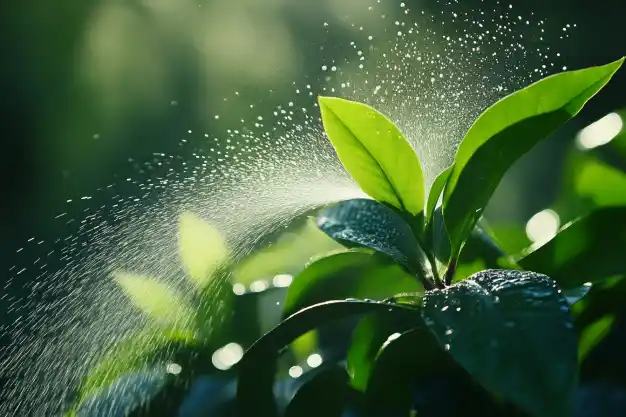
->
[422,269,577,417]
[317,198,427,275]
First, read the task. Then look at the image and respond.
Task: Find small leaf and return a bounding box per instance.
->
[421,269,577,417]
[518,206,626,289]
[236,300,421,417]
[426,165,454,225]
[443,58,624,259]
[317,198,428,275]
[113,272,196,331]
[179,212,229,287]
[318,96,425,215]
[283,249,422,318]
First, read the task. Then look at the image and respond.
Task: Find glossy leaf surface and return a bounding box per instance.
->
[317,198,427,274]
[422,269,577,417]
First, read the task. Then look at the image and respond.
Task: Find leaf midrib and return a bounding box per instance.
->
[329,107,408,213]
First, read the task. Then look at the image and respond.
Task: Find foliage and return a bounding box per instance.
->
[67,58,626,417]
[235,57,625,417]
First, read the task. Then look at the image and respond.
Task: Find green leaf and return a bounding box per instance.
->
[76,367,170,417]
[113,272,196,331]
[363,326,466,416]
[518,206,626,289]
[575,158,626,207]
[426,165,454,225]
[283,249,422,318]
[317,198,428,275]
[178,211,229,288]
[76,328,195,403]
[578,315,615,363]
[236,300,421,417]
[443,58,624,259]
[421,269,577,417]
[347,301,423,393]
[318,96,425,216]
[284,365,350,417]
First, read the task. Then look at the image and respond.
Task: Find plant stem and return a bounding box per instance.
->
[444,258,457,286]
[426,250,445,289]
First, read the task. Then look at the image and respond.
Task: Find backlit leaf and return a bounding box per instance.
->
[318,96,425,216]
[113,272,196,332]
[443,58,624,259]
[179,212,229,288]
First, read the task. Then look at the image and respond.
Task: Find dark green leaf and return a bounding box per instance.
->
[317,198,428,275]
[283,249,422,318]
[518,206,626,289]
[443,58,624,259]
[364,326,472,416]
[346,296,423,392]
[422,269,577,417]
[236,300,420,417]
[318,96,425,216]
[284,365,350,417]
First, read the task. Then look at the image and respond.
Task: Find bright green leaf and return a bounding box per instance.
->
[518,206,626,289]
[318,96,425,216]
[113,272,196,331]
[426,165,454,225]
[316,198,428,276]
[178,211,229,287]
[283,249,422,318]
[443,58,624,259]
[422,269,578,417]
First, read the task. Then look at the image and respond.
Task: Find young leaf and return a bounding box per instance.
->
[179,211,229,288]
[443,58,624,259]
[318,96,425,216]
[422,269,577,417]
[426,165,454,225]
[518,206,626,289]
[113,272,196,331]
[283,249,422,318]
[236,300,421,417]
[317,198,428,276]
